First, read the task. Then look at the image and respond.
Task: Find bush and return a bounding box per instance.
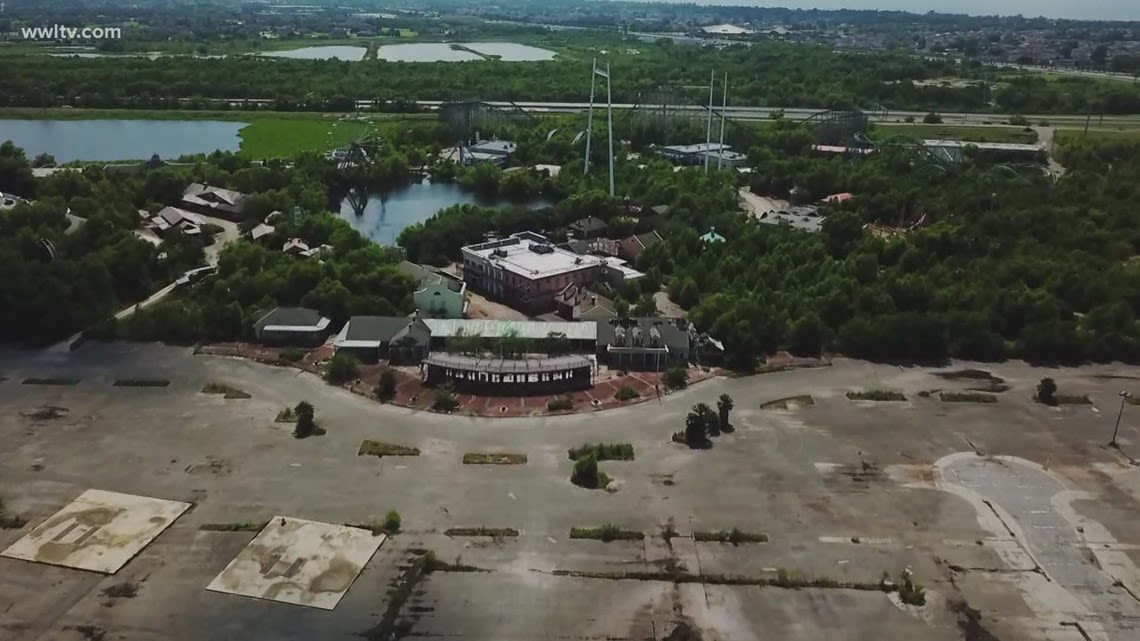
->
[279,347,305,363]
[615,386,639,401]
[547,396,573,411]
[1008,114,1029,126]
[293,401,318,438]
[939,391,997,403]
[433,383,460,412]
[375,368,398,402]
[569,524,644,541]
[202,382,251,399]
[922,112,942,124]
[1036,377,1057,405]
[462,452,527,464]
[567,443,635,461]
[663,366,689,390]
[898,573,926,606]
[383,510,402,534]
[570,453,609,489]
[326,352,360,385]
[693,528,769,544]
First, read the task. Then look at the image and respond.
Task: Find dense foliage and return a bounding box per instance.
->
[3,38,1136,114]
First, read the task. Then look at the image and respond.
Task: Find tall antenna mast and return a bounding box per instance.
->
[584,58,597,176]
[704,70,714,173]
[717,72,728,170]
[606,62,615,197]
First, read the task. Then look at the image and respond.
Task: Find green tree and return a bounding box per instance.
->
[663,365,689,390]
[717,394,734,433]
[375,368,398,402]
[293,401,316,439]
[1037,378,1058,405]
[326,352,360,385]
[683,403,716,448]
[571,453,601,489]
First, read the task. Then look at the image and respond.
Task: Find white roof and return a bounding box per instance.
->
[422,319,597,341]
[463,233,608,280]
[250,223,275,240]
[702,24,752,35]
[921,139,1044,152]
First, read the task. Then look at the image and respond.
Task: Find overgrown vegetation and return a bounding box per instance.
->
[462,452,527,464]
[614,386,639,401]
[202,382,251,399]
[939,391,999,403]
[675,402,720,448]
[569,524,645,541]
[278,347,306,363]
[292,400,325,438]
[347,511,402,536]
[100,582,139,599]
[567,443,635,461]
[358,440,421,457]
[570,453,611,490]
[325,351,360,385]
[693,529,770,545]
[444,527,520,537]
[846,390,907,401]
[546,396,574,411]
[760,395,815,410]
[374,368,398,402]
[663,366,689,390]
[274,407,297,422]
[22,377,80,386]
[432,383,460,413]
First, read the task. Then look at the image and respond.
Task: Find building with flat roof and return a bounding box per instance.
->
[461,232,643,315]
[253,307,332,346]
[660,143,748,168]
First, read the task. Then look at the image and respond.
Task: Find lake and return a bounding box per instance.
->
[261,45,367,61]
[0,120,246,163]
[263,42,555,62]
[339,178,554,246]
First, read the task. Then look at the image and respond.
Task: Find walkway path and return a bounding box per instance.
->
[939,454,1140,641]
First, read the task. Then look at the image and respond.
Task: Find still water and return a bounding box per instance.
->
[339,178,554,246]
[0,119,246,163]
[264,42,556,62]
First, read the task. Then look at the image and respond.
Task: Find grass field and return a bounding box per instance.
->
[1055,128,1140,145]
[872,123,1039,144]
[237,119,374,157]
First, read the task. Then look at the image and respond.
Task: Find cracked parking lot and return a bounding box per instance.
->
[2,344,1140,641]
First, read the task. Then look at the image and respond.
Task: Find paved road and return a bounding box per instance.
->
[942,456,1140,641]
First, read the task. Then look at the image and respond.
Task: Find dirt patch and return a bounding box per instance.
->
[199,521,267,532]
[949,599,1004,641]
[358,440,420,458]
[760,394,815,410]
[461,452,527,465]
[185,456,232,476]
[201,382,251,399]
[309,556,358,593]
[569,525,644,541]
[940,391,998,403]
[21,406,69,420]
[101,582,138,598]
[22,377,80,386]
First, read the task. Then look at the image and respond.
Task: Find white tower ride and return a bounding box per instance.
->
[584,58,615,196]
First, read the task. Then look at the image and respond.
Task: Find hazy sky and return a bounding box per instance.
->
[667,1,1139,21]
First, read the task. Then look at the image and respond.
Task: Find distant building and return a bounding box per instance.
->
[398,261,468,319]
[660,143,747,168]
[618,230,663,261]
[568,216,608,239]
[596,317,691,371]
[248,223,276,241]
[424,353,593,395]
[180,183,248,220]
[702,24,753,35]
[461,139,516,166]
[756,206,824,233]
[462,232,644,315]
[252,307,332,346]
[150,206,204,236]
[282,237,332,258]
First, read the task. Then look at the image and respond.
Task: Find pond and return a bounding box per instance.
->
[339,178,555,246]
[260,45,367,61]
[0,120,246,163]
[375,42,555,62]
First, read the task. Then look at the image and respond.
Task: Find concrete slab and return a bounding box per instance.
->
[1,489,190,574]
[206,517,385,610]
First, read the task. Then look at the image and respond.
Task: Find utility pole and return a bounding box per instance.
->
[584,58,597,176]
[1111,390,1131,448]
[704,70,714,173]
[606,62,615,197]
[717,72,728,170]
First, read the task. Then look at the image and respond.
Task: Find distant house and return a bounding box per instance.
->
[180,183,248,220]
[596,317,691,371]
[282,237,332,258]
[618,230,663,261]
[252,307,332,346]
[398,261,468,319]
[248,223,276,242]
[821,192,855,205]
[150,206,204,236]
[568,216,608,239]
[555,284,617,321]
[333,315,430,364]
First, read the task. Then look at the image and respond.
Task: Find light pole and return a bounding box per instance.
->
[1111,390,1131,448]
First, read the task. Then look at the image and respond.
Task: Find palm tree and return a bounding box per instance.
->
[294,401,315,438]
[717,394,735,432]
